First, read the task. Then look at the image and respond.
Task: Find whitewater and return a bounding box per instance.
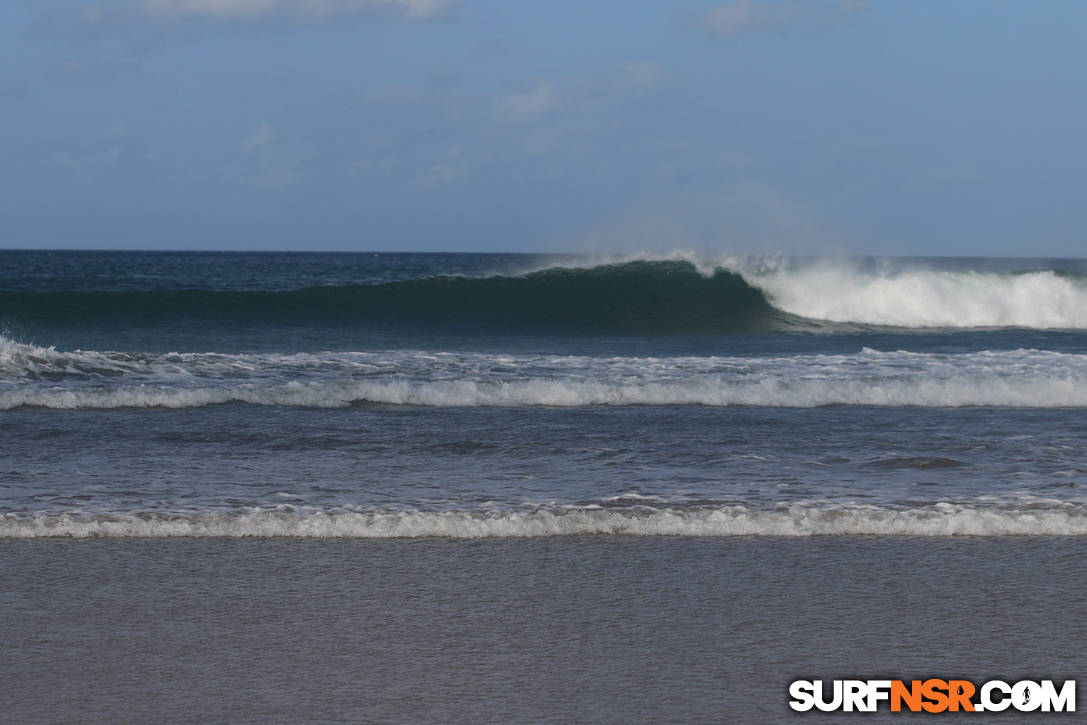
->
[7,251,1087,723]
[505,251,1087,329]
[731,256,1087,328]
[3,250,1087,542]
[3,338,1087,409]
[6,501,1087,538]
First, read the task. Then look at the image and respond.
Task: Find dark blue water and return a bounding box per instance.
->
[2,250,1086,537]
[3,251,1086,723]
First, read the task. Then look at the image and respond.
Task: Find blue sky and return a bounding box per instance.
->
[2,0,1085,255]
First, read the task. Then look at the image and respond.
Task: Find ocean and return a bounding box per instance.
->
[2,250,1086,722]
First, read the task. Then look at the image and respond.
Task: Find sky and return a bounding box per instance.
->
[1,0,1085,255]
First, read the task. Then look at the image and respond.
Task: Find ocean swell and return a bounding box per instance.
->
[0,260,795,335]
[5,256,1087,334]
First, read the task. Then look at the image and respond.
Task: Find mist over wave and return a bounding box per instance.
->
[5,503,1086,538]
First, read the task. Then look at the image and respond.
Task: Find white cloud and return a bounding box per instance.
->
[42,137,125,183]
[231,123,308,190]
[622,62,661,94]
[141,0,451,21]
[28,0,453,38]
[422,162,456,187]
[702,0,866,38]
[48,56,139,84]
[243,123,277,150]
[493,64,663,126]
[0,75,31,102]
[497,81,558,120]
[421,145,465,186]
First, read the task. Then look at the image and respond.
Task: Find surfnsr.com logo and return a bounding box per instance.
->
[789,679,1075,713]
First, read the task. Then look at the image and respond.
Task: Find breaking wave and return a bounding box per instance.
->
[4,503,1087,538]
[3,339,1087,409]
[4,256,1086,334]
[0,260,794,335]
[4,375,1087,409]
[734,257,1087,329]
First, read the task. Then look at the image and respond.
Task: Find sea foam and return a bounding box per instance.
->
[3,340,1087,409]
[4,503,1086,538]
[3,374,1087,409]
